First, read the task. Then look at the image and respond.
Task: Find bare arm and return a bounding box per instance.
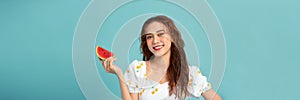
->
[100,57,139,100]
[116,71,139,100]
[202,89,222,100]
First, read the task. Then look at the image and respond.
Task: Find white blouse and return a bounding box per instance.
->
[124,60,211,100]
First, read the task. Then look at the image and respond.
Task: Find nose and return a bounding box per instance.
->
[153,35,159,44]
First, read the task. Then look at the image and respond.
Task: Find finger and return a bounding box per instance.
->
[106,57,114,62]
[105,57,115,72]
[98,58,106,68]
[109,58,113,70]
[106,60,111,72]
[103,59,108,70]
[108,57,117,72]
[112,57,117,61]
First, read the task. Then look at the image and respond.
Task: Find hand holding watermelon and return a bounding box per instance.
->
[96,46,123,76]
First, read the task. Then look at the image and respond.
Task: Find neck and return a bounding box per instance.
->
[150,50,171,70]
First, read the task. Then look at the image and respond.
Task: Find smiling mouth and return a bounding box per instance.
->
[153,45,164,51]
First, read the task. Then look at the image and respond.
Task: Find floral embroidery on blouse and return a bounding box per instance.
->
[124,60,212,99]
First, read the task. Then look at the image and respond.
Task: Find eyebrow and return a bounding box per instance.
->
[145,30,165,35]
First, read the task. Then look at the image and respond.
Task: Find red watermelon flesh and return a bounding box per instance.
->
[96,46,114,61]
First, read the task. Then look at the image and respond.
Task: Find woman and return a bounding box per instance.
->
[100,15,222,100]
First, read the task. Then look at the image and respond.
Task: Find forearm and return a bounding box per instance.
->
[116,73,133,100]
[208,93,222,100]
[203,94,222,100]
[100,57,136,99]
[202,89,222,100]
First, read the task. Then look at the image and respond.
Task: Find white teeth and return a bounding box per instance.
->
[153,45,163,50]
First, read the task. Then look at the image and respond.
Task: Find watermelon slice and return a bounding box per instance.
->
[96,46,114,61]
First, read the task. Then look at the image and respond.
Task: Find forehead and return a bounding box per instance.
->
[144,21,167,33]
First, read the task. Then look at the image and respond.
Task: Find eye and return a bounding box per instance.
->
[158,33,164,36]
[146,35,152,40]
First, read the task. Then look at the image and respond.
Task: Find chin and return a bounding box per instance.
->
[153,53,164,57]
[152,50,170,57]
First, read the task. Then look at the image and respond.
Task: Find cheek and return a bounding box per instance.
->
[162,37,172,44]
[165,41,172,48]
[161,35,172,42]
[146,40,152,48]
[164,39,172,49]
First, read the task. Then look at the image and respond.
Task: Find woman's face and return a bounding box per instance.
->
[144,21,172,57]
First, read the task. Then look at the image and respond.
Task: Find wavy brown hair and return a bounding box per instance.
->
[140,15,189,99]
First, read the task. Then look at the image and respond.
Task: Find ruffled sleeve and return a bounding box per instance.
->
[188,66,212,97]
[124,60,146,93]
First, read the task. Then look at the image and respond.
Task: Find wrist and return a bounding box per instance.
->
[115,70,124,78]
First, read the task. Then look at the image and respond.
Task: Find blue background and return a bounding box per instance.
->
[1,0,299,100]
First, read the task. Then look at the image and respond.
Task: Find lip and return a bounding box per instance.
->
[153,45,164,51]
